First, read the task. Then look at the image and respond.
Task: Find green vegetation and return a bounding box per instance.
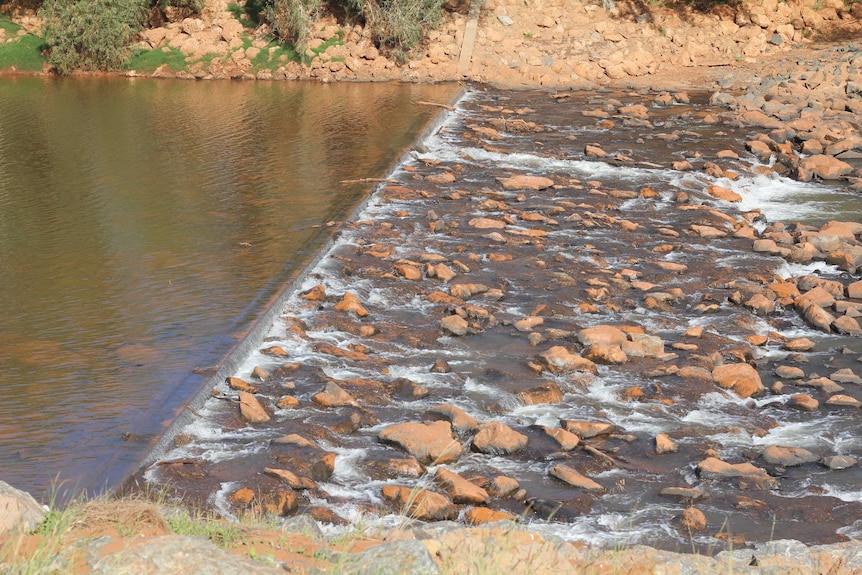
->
[0,17,45,71]
[40,0,150,73]
[165,508,244,548]
[363,0,444,60]
[124,45,188,72]
[227,0,264,28]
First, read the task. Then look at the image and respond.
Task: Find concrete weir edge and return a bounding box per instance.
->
[128,84,469,485]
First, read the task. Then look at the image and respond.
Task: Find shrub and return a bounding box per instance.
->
[362,0,444,58]
[263,0,323,50]
[40,0,150,74]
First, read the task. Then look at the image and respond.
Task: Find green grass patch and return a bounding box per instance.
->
[228,0,265,28]
[166,509,244,548]
[0,24,47,72]
[249,40,299,70]
[124,46,188,72]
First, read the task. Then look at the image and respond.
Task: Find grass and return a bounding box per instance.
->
[0,17,46,72]
[124,46,188,73]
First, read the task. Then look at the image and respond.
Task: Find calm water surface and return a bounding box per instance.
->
[0,76,456,500]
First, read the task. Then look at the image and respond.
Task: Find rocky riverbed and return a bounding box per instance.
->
[144,50,862,557]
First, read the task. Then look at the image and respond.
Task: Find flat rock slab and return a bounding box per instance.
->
[379,421,462,464]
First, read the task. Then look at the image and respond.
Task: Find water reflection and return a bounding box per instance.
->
[0,76,456,500]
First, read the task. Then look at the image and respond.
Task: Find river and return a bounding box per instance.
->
[0,76,457,501]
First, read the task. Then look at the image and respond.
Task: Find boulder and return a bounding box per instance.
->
[312,381,360,408]
[676,507,707,532]
[577,325,628,346]
[797,154,853,181]
[712,363,764,398]
[515,381,564,405]
[0,481,47,536]
[464,507,517,525]
[550,464,605,492]
[583,343,628,364]
[696,457,777,488]
[472,422,528,455]
[334,292,368,317]
[238,391,271,423]
[538,346,598,374]
[427,404,478,433]
[379,421,462,464]
[761,445,819,467]
[561,420,615,438]
[381,485,456,521]
[441,314,469,336]
[497,175,554,190]
[434,468,489,504]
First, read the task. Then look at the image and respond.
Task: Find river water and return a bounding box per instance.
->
[147,87,862,552]
[0,77,457,500]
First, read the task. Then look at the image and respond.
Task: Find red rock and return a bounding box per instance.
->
[472,422,528,455]
[583,343,628,364]
[550,464,604,492]
[538,346,598,374]
[515,382,563,405]
[464,507,517,525]
[561,420,615,438]
[497,175,554,190]
[441,315,469,336]
[712,363,764,398]
[381,485,456,520]
[238,391,270,423]
[427,404,478,433]
[226,376,258,393]
[312,381,360,408]
[334,292,368,317]
[762,445,819,467]
[797,154,853,181]
[577,325,627,346]
[434,468,489,504]
[379,421,462,464]
[677,507,707,531]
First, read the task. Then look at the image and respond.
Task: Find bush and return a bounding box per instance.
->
[263,0,323,50]
[363,0,444,58]
[40,0,150,74]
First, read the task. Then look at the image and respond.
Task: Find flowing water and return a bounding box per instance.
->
[147,87,862,552]
[0,77,457,500]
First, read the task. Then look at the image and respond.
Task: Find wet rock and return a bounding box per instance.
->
[785,337,816,352]
[712,363,764,398]
[825,394,862,408]
[469,217,507,230]
[515,381,563,405]
[300,284,327,301]
[542,426,580,450]
[561,420,615,438]
[260,345,288,357]
[464,507,517,525]
[660,487,704,501]
[797,154,853,181]
[497,175,554,190]
[334,292,369,317]
[676,507,707,532]
[427,404,478,434]
[434,468,489,504]
[276,396,299,409]
[430,359,451,373]
[833,315,862,335]
[263,467,315,490]
[441,314,469,336]
[583,343,628,364]
[577,325,627,346]
[390,378,429,400]
[821,455,857,470]
[238,391,270,423]
[829,368,862,384]
[379,421,462,464]
[472,422,528,455]
[488,475,520,497]
[788,393,819,411]
[696,457,777,488]
[0,481,47,536]
[312,381,360,408]
[395,263,422,280]
[381,485,456,521]
[550,464,605,492]
[744,293,775,315]
[226,376,258,393]
[655,433,677,454]
[514,316,544,331]
[775,365,805,380]
[538,346,598,374]
[761,445,819,467]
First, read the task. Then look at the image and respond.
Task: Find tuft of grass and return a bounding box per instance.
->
[165,508,245,548]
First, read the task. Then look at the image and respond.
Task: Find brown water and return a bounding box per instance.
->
[0,76,456,500]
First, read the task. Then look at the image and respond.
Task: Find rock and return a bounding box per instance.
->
[464,507,517,525]
[488,475,520,497]
[788,394,819,411]
[833,315,862,335]
[515,381,564,405]
[784,337,816,352]
[583,343,628,364]
[797,300,836,332]
[332,539,439,575]
[514,316,544,331]
[381,485,456,521]
[441,314,469,336]
[468,217,507,230]
[0,481,47,536]
[660,487,704,501]
[538,346,598,374]
[379,421,462,464]
[712,363,764,398]
[821,455,857,470]
[829,368,862,384]
[696,457,777,488]
[744,293,775,315]
[561,420,615,438]
[226,376,258,393]
[676,507,707,532]
[334,292,369,317]
[497,175,554,190]
[472,422,528,455]
[263,467,315,490]
[797,154,853,181]
[427,404,478,433]
[312,381,360,408]
[550,464,605,492]
[91,534,284,575]
[238,391,270,423]
[655,433,677,454]
[434,468,489,504]
[577,325,628,346]
[775,366,805,380]
[761,445,819,467]
[542,426,580,450]
[825,394,862,408]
